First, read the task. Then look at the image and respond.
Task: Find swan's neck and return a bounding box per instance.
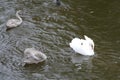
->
[16,11,22,23]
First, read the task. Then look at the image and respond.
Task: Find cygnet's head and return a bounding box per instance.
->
[16,10,21,13]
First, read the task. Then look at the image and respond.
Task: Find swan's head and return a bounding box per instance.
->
[84,35,94,50]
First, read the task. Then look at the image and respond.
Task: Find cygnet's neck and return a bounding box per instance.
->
[16,11,22,23]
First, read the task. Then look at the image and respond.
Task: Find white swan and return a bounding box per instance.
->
[69,35,94,56]
[6,10,22,29]
[23,48,47,64]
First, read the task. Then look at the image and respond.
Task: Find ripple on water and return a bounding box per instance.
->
[0,0,119,80]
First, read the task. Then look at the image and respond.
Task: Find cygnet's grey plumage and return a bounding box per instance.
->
[6,10,22,29]
[23,48,47,64]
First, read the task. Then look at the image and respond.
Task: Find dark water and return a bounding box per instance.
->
[0,0,120,80]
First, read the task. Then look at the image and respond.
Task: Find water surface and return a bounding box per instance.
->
[0,0,120,80]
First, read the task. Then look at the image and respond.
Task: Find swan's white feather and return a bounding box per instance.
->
[70,36,94,56]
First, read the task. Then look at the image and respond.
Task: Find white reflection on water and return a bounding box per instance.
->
[71,54,94,70]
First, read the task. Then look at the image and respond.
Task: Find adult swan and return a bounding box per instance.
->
[6,10,22,29]
[69,35,95,56]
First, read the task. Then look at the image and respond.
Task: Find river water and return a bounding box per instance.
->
[0,0,120,80]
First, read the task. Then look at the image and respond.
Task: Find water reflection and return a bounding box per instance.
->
[71,54,93,70]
